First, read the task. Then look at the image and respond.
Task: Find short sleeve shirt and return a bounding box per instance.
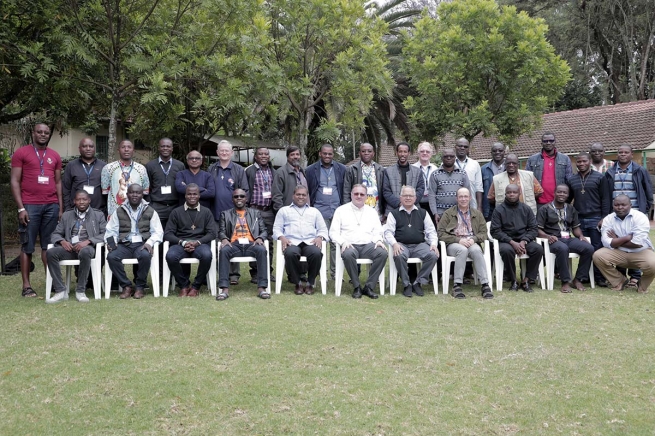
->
[101,160,150,217]
[11,145,62,204]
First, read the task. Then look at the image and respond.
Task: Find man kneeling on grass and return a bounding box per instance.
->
[537,184,594,293]
[46,190,107,303]
[217,189,269,300]
[593,195,655,293]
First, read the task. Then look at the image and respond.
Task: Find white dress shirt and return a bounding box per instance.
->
[330,202,383,245]
[601,209,653,252]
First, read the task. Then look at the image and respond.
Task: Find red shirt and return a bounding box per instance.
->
[538,150,556,204]
[11,145,62,204]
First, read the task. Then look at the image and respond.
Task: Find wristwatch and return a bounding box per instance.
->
[18,208,26,213]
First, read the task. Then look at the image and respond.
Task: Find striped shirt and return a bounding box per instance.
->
[613,162,638,208]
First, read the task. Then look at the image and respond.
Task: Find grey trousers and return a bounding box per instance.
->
[341,243,387,290]
[46,245,96,293]
[446,243,488,285]
[392,242,437,287]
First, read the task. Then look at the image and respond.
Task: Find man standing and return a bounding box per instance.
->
[217,189,269,300]
[306,144,346,278]
[428,148,470,224]
[164,184,217,297]
[437,187,492,299]
[146,138,185,229]
[490,184,544,292]
[384,186,439,298]
[567,152,610,286]
[454,137,483,211]
[330,184,387,299]
[273,185,328,295]
[343,143,385,220]
[272,146,307,212]
[208,140,249,285]
[487,154,543,215]
[525,132,573,211]
[245,147,276,282]
[537,184,595,293]
[175,150,215,208]
[594,195,655,294]
[46,190,106,303]
[11,123,63,298]
[412,141,439,219]
[589,142,614,173]
[101,139,149,217]
[480,142,506,221]
[382,142,424,217]
[105,184,163,299]
[62,137,106,213]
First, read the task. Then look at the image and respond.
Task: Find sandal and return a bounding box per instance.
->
[452,284,465,299]
[21,287,37,298]
[216,291,229,301]
[258,290,271,300]
[624,278,639,290]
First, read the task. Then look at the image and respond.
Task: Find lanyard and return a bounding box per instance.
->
[259,166,271,189]
[321,166,334,183]
[34,147,47,176]
[457,208,472,234]
[362,165,374,181]
[456,158,467,171]
[126,205,145,234]
[160,160,171,185]
[550,202,567,230]
[74,210,87,231]
[82,161,95,185]
[237,214,248,237]
[617,163,632,187]
[121,161,134,182]
[421,166,431,192]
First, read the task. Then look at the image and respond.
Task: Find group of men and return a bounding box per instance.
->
[10,124,655,302]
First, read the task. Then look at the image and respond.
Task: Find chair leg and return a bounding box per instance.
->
[45,265,53,300]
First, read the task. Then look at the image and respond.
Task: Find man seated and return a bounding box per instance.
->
[537,184,594,293]
[46,190,107,303]
[384,186,439,298]
[217,188,269,300]
[437,187,492,299]
[164,184,217,297]
[330,184,386,299]
[593,195,655,293]
[105,184,163,299]
[273,185,328,295]
[490,184,544,292]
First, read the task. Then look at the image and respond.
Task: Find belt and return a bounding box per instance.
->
[251,205,271,211]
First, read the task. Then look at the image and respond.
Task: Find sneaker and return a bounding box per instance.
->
[76,292,90,303]
[47,291,69,304]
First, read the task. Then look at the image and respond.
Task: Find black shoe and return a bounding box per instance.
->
[452,284,465,299]
[481,283,493,299]
[521,281,534,293]
[402,285,413,298]
[362,286,379,299]
[412,283,424,297]
[352,287,362,299]
[509,281,519,291]
[596,278,609,288]
[529,278,536,285]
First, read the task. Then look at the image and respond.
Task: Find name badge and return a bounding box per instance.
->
[131,235,143,243]
[262,191,272,199]
[83,185,95,195]
[561,231,570,239]
[161,186,172,194]
[238,238,250,245]
[38,175,50,184]
[323,187,333,195]
[71,236,80,244]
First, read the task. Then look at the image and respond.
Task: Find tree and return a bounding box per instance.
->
[403,0,570,144]
[263,0,394,160]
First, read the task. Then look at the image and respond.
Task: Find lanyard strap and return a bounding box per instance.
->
[160,161,171,184]
[121,161,134,182]
[457,208,472,234]
[127,205,145,234]
[34,147,47,175]
[82,162,95,185]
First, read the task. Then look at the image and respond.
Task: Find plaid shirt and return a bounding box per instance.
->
[250,165,273,207]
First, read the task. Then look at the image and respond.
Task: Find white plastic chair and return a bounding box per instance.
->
[387,244,439,295]
[487,222,545,291]
[275,240,327,294]
[334,243,386,296]
[103,242,160,298]
[537,236,595,290]
[439,239,492,295]
[45,243,104,300]
[216,240,270,293]
[162,240,217,297]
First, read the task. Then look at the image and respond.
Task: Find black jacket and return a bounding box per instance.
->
[218,207,267,241]
[490,199,538,243]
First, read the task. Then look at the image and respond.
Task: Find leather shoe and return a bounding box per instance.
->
[412,283,424,297]
[402,285,413,298]
[362,286,378,299]
[133,288,145,299]
[179,286,190,297]
[509,281,519,291]
[294,284,304,295]
[304,284,315,295]
[119,286,133,299]
[187,287,199,297]
[352,287,362,298]
[521,281,534,293]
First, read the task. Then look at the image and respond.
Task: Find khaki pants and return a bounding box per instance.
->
[593,248,655,293]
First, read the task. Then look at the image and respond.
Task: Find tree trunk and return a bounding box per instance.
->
[108,94,118,161]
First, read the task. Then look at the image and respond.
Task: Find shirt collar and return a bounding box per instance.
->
[184,203,200,211]
[79,157,97,166]
[614,210,634,221]
[158,156,172,164]
[290,203,309,210]
[398,205,418,213]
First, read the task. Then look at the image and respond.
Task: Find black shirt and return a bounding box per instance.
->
[536,203,580,237]
[567,170,610,218]
[145,158,185,204]
[62,157,107,213]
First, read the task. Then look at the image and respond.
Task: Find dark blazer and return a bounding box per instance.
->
[305,161,346,206]
[51,208,107,246]
[272,163,306,212]
[343,160,385,211]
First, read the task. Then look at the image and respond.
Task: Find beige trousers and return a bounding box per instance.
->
[593,248,655,293]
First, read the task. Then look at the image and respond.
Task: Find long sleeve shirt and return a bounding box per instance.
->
[62,157,107,212]
[600,209,653,252]
[329,202,383,246]
[164,205,217,245]
[272,204,329,244]
[105,201,163,247]
[383,206,438,246]
[175,169,215,208]
[145,157,185,204]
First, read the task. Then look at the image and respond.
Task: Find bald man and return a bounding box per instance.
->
[63,137,107,213]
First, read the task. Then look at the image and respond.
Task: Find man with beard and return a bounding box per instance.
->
[525,132,573,212]
[46,190,107,303]
[344,142,385,221]
[272,146,307,212]
[63,137,106,213]
[480,142,505,221]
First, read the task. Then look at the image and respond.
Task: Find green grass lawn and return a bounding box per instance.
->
[1,248,655,435]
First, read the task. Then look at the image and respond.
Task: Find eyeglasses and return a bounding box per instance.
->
[442,155,456,159]
[542,139,555,144]
[419,150,431,154]
[401,195,415,198]
[352,193,366,197]
[188,157,202,160]
[232,195,246,199]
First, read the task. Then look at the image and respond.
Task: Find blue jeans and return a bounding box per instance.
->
[19,203,59,254]
[166,243,213,290]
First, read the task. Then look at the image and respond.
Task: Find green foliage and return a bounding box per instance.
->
[0,149,12,184]
[403,0,571,144]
